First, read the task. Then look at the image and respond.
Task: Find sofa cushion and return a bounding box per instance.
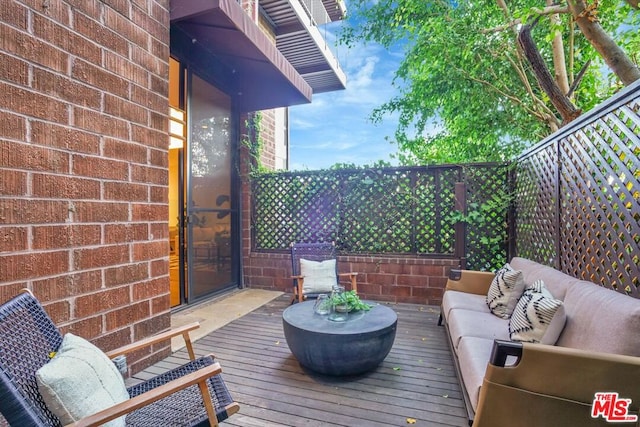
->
[509,280,566,344]
[486,264,526,319]
[447,308,510,350]
[509,257,576,300]
[557,281,640,356]
[456,336,495,412]
[36,333,129,427]
[442,290,489,320]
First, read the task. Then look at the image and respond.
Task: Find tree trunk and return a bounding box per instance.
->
[548,0,570,95]
[568,0,640,85]
[518,22,581,124]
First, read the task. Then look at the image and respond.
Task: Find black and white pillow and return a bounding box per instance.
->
[509,280,566,344]
[486,263,526,319]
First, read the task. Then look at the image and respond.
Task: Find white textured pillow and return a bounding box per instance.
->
[486,263,526,319]
[509,280,566,344]
[300,258,337,293]
[36,333,129,427]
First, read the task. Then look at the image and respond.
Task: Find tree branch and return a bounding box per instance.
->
[518,19,581,124]
[568,0,640,85]
[482,5,569,33]
[547,0,569,94]
[502,52,559,122]
[457,65,550,123]
[566,60,591,99]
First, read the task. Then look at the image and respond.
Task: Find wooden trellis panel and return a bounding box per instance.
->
[251,164,509,271]
[463,164,511,271]
[514,143,559,267]
[516,83,640,297]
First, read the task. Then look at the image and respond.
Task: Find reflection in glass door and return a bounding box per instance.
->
[186,74,235,301]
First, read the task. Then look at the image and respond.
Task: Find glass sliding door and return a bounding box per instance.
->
[168,58,186,308]
[186,73,236,301]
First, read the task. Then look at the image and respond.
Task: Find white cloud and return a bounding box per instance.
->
[289,117,315,130]
[288,18,404,170]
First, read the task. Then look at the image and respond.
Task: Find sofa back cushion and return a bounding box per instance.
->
[509,257,576,300]
[556,281,640,357]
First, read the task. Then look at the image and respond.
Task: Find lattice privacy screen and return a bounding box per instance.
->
[252,164,509,271]
[516,83,640,297]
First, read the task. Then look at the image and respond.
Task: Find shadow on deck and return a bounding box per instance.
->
[131,295,468,427]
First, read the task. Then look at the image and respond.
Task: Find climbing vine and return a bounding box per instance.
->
[242,112,267,174]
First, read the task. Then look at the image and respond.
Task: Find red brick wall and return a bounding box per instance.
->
[258,110,277,170]
[243,251,458,306]
[0,0,171,374]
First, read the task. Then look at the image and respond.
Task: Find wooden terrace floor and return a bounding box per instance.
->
[132,295,469,427]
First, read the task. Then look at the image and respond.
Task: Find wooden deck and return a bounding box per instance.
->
[132,295,469,427]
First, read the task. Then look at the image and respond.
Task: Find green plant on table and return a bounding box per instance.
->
[329,290,372,312]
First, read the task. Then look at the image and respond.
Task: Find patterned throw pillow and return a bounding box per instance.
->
[486,263,526,319]
[509,280,566,344]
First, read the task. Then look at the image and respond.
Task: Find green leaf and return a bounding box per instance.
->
[340,0,636,165]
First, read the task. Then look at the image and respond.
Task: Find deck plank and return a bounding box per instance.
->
[132,295,468,427]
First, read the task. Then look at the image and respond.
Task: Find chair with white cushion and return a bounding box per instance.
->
[290,242,358,304]
[0,290,239,427]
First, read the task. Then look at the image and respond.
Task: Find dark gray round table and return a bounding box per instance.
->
[282,301,397,376]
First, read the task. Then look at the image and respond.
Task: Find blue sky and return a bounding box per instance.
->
[288,19,403,170]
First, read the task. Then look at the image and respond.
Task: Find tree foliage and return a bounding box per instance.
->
[341,0,640,164]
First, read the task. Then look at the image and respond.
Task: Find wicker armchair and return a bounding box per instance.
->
[0,290,239,427]
[290,242,358,304]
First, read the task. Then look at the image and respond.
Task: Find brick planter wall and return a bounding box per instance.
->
[243,251,460,306]
[0,1,171,375]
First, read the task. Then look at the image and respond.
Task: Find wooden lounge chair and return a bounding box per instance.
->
[290,242,358,304]
[0,290,239,427]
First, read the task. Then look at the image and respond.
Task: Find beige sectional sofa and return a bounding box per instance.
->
[440,257,640,426]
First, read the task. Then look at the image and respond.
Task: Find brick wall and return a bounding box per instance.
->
[243,251,458,306]
[259,109,277,170]
[0,0,171,374]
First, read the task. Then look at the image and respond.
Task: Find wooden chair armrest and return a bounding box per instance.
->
[105,322,200,359]
[68,359,223,427]
[338,272,358,294]
[290,276,305,303]
[337,272,358,277]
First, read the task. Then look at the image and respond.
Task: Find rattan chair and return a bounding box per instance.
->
[290,242,358,304]
[0,290,239,427]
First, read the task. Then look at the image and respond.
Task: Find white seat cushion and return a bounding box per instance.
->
[447,308,510,350]
[36,333,129,427]
[442,290,489,320]
[457,336,495,412]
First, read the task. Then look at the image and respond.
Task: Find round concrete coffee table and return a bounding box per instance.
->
[282,301,397,376]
